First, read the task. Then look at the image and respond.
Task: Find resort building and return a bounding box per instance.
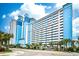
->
[31,3,72,44]
[10,20,17,44]
[10,3,72,46]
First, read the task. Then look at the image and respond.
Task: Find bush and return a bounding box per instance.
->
[0,47,5,52]
[54,47,58,51]
[67,47,74,52]
[4,49,12,52]
[76,47,79,52]
[16,44,21,48]
[26,44,30,49]
[36,46,40,50]
[42,48,45,50]
[9,44,16,48]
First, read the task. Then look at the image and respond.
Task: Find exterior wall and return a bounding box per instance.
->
[16,20,22,44]
[32,9,64,44]
[31,3,72,44]
[10,16,32,46]
[10,20,16,44]
[16,16,28,47]
[24,16,31,45]
[24,22,28,44]
[63,3,72,40]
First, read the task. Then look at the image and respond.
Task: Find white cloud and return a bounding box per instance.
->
[73,17,79,26]
[2,14,6,19]
[9,10,20,20]
[9,3,47,20]
[73,17,79,36]
[55,2,79,10]
[8,1,79,20]
[55,2,66,8]
[73,3,79,9]
[73,3,79,18]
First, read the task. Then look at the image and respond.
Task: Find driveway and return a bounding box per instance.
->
[0,48,79,56]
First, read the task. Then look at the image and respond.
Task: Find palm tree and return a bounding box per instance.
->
[39,42,42,49]
[63,39,70,49]
[77,40,79,47]
[53,41,59,51]
[77,36,79,47]
[4,33,13,50]
[0,32,4,48]
[0,31,13,51]
[8,34,13,45]
[26,44,29,49]
[57,42,59,51]
[49,42,53,47]
[39,42,42,46]
[58,40,63,51]
[72,40,76,48]
[30,43,36,49]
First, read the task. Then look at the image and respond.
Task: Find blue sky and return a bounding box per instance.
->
[0,3,56,32]
[0,3,23,32]
[0,3,79,39]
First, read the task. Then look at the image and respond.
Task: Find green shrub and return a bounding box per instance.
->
[42,48,45,50]
[26,44,30,49]
[67,47,74,52]
[5,49,12,52]
[76,47,79,52]
[54,47,58,51]
[16,44,21,48]
[9,44,16,48]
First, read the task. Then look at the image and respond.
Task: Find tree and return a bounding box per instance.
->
[62,39,70,49]
[77,36,79,47]
[26,44,30,49]
[4,33,13,50]
[39,42,42,49]
[58,40,63,51]
[49,42,53,48]
[0,31,13,51]
[30,43,36,49]
[0,32,4,48]
[52,41,59,51]
[39,42,42,46]
[77,40,79,47]
[72,40,76,48]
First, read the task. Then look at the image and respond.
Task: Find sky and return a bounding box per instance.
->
[0,3,23,32]
[0,3,79,39]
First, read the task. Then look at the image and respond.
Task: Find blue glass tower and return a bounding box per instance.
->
[16,16,22,44]
[24,16,32,45]
[15,15,32,46]
[63,3,72,40]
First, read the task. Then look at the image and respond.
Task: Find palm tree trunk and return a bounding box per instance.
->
[78,43,79,47]
[60,44,61,51]
[0,41,2,48]
[57,44,58,51]
[5,40,8,50]
[66,44,67,49]
[7,40,9,50]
